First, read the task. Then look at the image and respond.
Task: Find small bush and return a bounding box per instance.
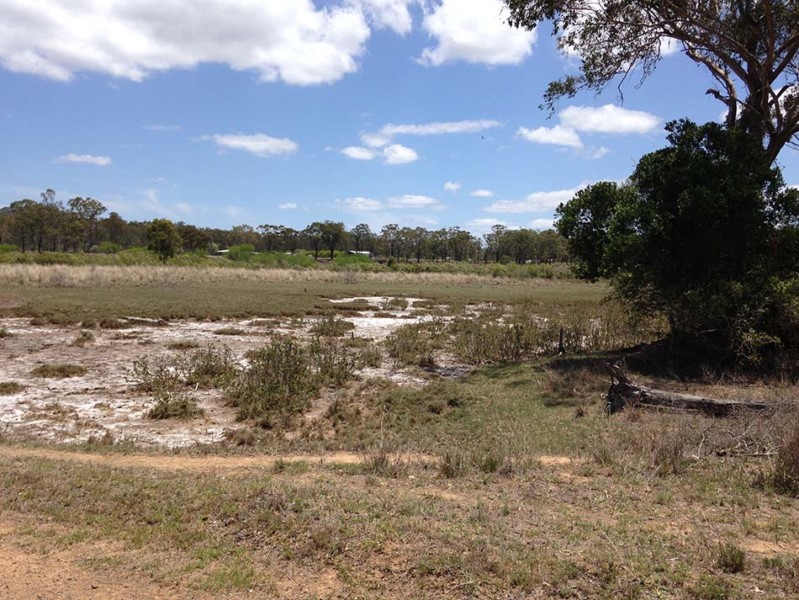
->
[381,297,408,311]
[357,345,383,368]
[0,382,25,395]
[0,327,11,338]
[213,327,246,336]
[226,244,254,262]
[309,316,355,337]
[146,390,204,419]
[97,241,122,254]
[716,543,746,574]
[167,340,201,350]
[385,321,444,367]
[31,364,87,378]
[227,338,316,422]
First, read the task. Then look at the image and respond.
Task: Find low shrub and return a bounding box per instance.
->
[146,390,204,420]
[0,381,25,395]
[31,364,87,378]
[309,316,355,337]
[226,338,317,422]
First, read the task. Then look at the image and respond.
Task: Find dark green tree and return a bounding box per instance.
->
[505,0,799,161]
[557,120,799,361]
[147,218,183,263]
[318,220,346,260]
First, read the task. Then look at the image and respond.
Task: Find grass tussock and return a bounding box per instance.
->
[146,390,204,420]
[309,316,356,337]
[213,327,246,336]
[772,416,799,496]
[31,363,87,378]
[0,381,26,395]
[0,327,12,338]
[166,340,201,350]
[70,330,95,347]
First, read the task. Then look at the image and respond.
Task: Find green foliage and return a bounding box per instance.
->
[557,120,799,364]
[146,390,204,420]
[309,316,355,337]
[226,244,254,262]
[97,241,121,254]
[226,339,317,423]
[0,244,17,253]
[147,219,182,263]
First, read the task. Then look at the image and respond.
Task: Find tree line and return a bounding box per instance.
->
[0,191,569,264]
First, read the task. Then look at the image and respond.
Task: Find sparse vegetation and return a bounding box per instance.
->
[31,364,87,378]
[309,315,355,337]
[146,390,204,420]
[70,330,95,347]
[0,381,25,395]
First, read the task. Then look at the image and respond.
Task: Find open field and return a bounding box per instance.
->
[0,265,797,599]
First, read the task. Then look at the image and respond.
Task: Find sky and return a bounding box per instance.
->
[1,0,797,237]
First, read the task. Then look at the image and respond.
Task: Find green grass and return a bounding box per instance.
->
[0,274,606,322]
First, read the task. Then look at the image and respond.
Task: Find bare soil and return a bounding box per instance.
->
[0,297,461,448]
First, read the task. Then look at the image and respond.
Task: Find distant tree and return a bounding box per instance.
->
[258,224,282,252]
[9,199,38,252]
[303,222,324,259]
[380,224,402,259]
[504,0,799,162]
[147,218,182,263]
[67,196,106,251]
[319,220,347,259]
[350,223,373,254]
[101,212,128,246]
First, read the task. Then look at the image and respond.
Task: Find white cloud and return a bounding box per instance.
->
[341,146,377,160]
[202,133,298,158]
[444,181,461,192]
[419,0,536,66]
[349,0,413,35]
[466,217,513,235]
[486,184,587,213]
[380,119,502,137]
[382,143,418,165]
[559,104,660,134]
[470,189,494,198]
[340,142,418,165]
[340,197,382,212]
[387,194,443,209]
[279,202,298,210]
[530,218,555,230]
[361,121,500,148]
[0,1,371,86]
[54,153,112,166]
[517,125,583,149]
[585,146,611,160]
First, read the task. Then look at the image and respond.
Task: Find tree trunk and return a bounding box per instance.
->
[605,364,771,417]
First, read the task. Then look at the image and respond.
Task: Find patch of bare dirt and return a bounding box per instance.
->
[0,514,204,600]
[0,301,471,448]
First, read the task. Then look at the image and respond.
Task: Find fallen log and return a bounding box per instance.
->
[605,363,771,417]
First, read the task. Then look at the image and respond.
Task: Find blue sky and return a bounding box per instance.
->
[1,0,797,236]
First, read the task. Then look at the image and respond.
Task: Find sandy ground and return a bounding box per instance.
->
[0,297,460,448]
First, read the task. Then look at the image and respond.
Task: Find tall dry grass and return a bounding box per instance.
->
[0,264,542,288]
